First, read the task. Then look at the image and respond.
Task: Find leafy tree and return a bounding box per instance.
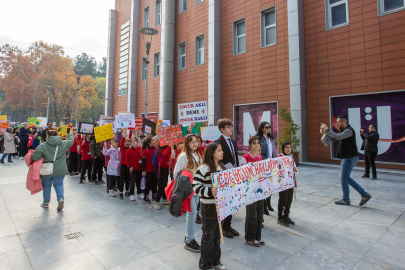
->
[96,57,107,77]
[74,52,97,77]
[279,106,301,153]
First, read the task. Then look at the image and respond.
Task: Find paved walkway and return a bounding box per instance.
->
[0,159,404,270]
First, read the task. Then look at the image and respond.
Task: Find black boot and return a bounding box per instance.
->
[266,197,274,211]
[264,206,270,216]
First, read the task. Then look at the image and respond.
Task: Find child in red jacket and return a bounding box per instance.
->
[68,132,80,176]
[126,137,143,201]
[80,135,92,184]
[152,141,172,210]
[141,136,157,204]
[119,128,132,199]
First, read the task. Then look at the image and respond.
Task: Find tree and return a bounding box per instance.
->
[96,57,107,77]
[279,107,301,153]
[79,77,105,122]
[74,52,97,77]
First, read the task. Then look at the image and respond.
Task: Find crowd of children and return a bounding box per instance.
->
[60,119,297,270]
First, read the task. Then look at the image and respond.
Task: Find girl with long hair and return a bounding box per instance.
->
[173,134,202,253]
[141,136,157,203]
[256,121,277,215]
[103,138,121,197]
[193,142,226,270]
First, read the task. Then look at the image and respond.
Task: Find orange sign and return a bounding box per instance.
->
[0,122,9,129]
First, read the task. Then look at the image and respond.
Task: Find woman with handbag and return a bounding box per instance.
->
[32,130,74,210]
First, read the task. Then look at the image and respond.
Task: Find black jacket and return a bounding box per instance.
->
[337,125,358,159]
[361,131,379,153]
[169,170,194,217]
[215,135,240,168]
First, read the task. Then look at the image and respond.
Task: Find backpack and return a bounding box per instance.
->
[151,148,160,166]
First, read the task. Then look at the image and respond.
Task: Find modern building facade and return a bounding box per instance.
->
[105,0,405,169]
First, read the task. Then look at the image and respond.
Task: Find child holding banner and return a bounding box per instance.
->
[193,142,226,270]
[277,142,297,227]
[79,135,93,184]
[141,136,157,204]
[173,134,202,253]
[126,137,143,201]
[240,136,265,247]
[103,138,121,197]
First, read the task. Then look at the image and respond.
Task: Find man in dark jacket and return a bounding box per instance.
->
[360,124,379,180]
[320,115,372,206]
[19,122,31,159]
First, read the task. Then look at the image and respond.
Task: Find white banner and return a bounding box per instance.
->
[178,101,208,124]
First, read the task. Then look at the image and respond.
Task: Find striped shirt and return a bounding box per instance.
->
[193,164,223,204]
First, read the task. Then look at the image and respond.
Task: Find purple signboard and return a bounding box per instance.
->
[331,91,405,164]
[234,102,278,152]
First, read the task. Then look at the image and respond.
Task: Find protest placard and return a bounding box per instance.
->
[115,113,135,128]
[0,122,9,129]
[57,125,68,137]
[135,118,143,130]
[211,156,295,222]
[201,126,221,141]
[0,115,7,121]
[178,101,208,124]
[157,124,184,146]
[100,118,115,128]
[142,118,157,136]
[94,124,114,143]
[37,117,47,126]
[78,122,95,135]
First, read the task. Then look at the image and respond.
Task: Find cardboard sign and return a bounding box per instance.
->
[28,117,42,126]
[37,117,48,127]
[178,101,208,124]
[0,115,7,121]
[0,122,10,129]
[100,118,115,128]
[78,122,95,135]
[158,124,184,146]
[94,124,114,143]
[142,118,157,136]
[115,113,135,128]
[201,126,222,141]
[211,156,295,222]
[57,125,68,137]
[135,118,143,130]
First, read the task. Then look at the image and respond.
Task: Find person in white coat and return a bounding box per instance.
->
[1,128,18,164]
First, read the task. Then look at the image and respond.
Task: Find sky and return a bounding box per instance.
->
[0,0,115,63]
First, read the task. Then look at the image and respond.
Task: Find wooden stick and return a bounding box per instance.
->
[294,187,296,200]
[218,222,225,245]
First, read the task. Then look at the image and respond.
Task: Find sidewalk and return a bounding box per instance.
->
[0,158,404,270]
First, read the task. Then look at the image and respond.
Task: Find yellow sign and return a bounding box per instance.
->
[57,125,68,137]
[0,115,7,121]
[94,123,114,143]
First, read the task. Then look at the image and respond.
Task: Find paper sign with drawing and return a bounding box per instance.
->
[157,124,184,146]
[211,156,295,222]
[115,114,135,128]
[94,124,114,143]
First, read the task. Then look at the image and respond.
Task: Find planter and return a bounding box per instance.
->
[292,152,299,166]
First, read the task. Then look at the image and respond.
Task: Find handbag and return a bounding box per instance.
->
[40,145,59,176]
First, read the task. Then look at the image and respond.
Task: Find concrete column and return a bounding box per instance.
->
[159,0,175,123]
[127,0,140,114]
[287,0,308,161]
[208,0,221,126]
[105,9,117,116]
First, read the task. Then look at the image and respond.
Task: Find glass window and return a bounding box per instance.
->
[179,0,187,13]
[261,7,276,47]
[325,0,349,30]
[178,42,186,70]
[142,58,148,81]
[154,53,160,77]
[196,0,204,4]
[155,1,161,26]
[144,7,149,27]
[234,20,246,55]
[195,35,204,65]
[378,0,405,15]
[119,21,130,96]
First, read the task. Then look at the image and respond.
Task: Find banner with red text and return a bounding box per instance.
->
[211,156,295,222]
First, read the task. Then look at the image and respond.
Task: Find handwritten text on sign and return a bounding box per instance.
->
[94,124,114,143]
[211,156,295,222]
[178,101,208,124]
[0,115,7,121]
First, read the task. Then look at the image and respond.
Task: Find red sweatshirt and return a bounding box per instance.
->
[142,147,156,172]
[157,146,171,169]
[81,142,92,160]
[126,146,142,171]
[120,133,132,165]
[77,136,83,155]
[69,138,80,153]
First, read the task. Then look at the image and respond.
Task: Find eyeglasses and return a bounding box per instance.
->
[224,126,232,129]
[264,126,270,129]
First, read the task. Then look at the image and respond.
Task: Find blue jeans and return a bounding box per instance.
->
[0,154,12,163]
[340,156,367,201]
[41,175,65,203]
[185,195,199,243]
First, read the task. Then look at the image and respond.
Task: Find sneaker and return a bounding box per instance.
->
[88,178,93,183]
[109,190,116,197]
[94,180,99,185]
[106,188,109,193]
[0,161,5,164]
[40,202,49,208]
[184,239,201,253]
[195,215,202,224]
[57,198,64,211]
[144,195,151,204]
[69,172,74,176]
[246,240,261,247]
[286,218,295,226]
[125,191,130,197]
[153,201,161,210]
[19,156,24,160]
[119,192,124,199]
[277,218,290,227]
[361,174,370,178]
[213,263,227,270]
[79,179,84,184]
[258,239,265,245]
[99,179,105,184]
[74,171,80,175]
[138,194,144,200]
[335,198,351,205]
[359,194,372,206]
[162,199,169,205]
[130,195,135,201]
[371,176,377,180]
